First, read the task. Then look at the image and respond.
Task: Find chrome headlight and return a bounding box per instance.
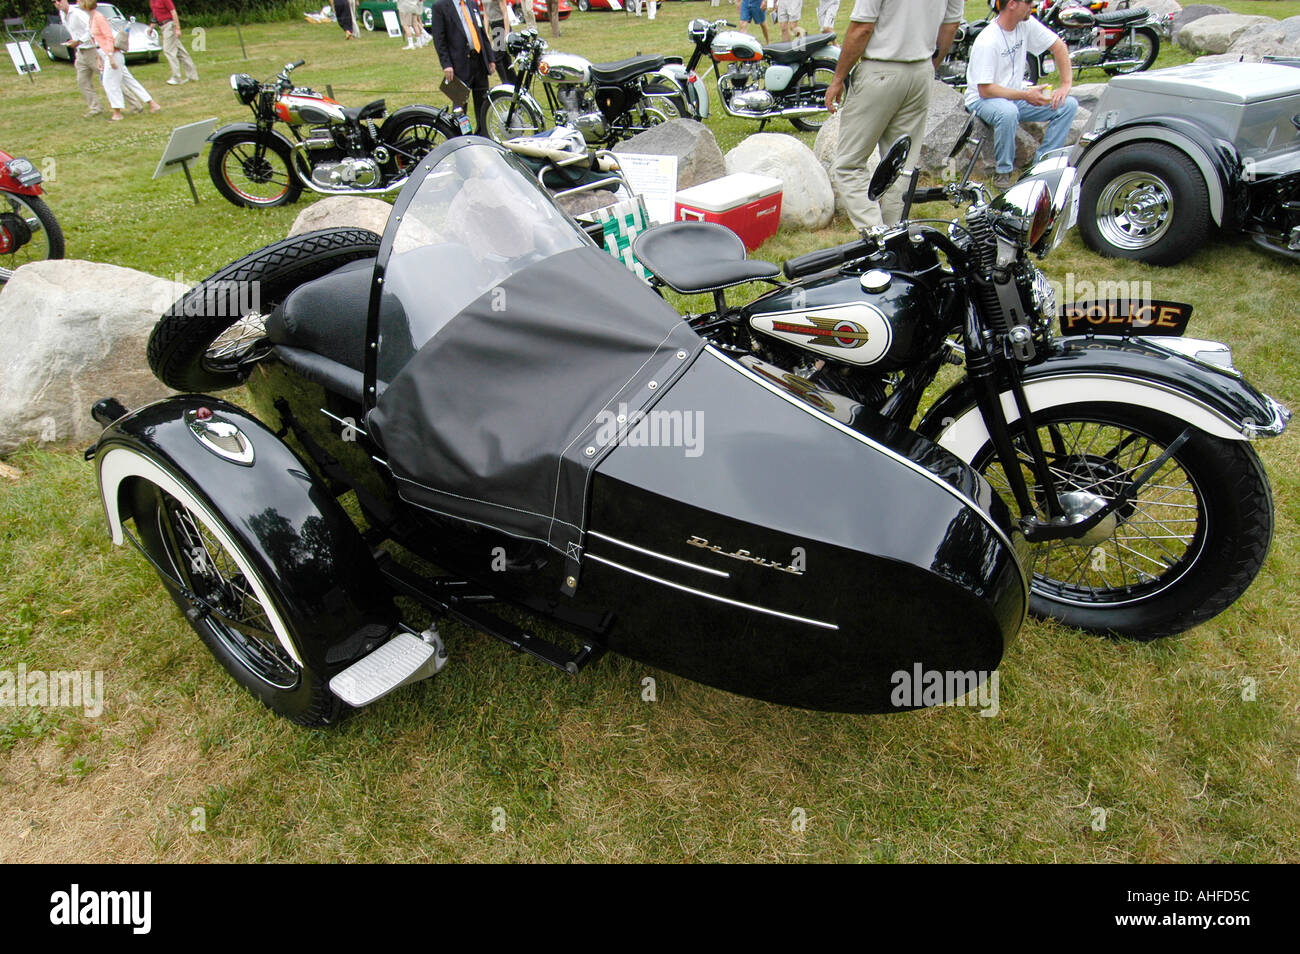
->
[230,73,257,105]
[990,179,1054,251]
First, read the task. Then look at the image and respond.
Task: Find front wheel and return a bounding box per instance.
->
[788,59,837,132]
[0,193,65,283]
[971,403,1274,640]
[208,133,303,208]
[484,88,547,142]
[1104,27,1160,76]
[128,476,339,725]
[1078,142,1210,265]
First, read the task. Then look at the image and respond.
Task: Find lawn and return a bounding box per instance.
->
[0,3,1297,863]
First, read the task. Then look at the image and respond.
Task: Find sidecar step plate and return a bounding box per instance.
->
[329,630,447,707]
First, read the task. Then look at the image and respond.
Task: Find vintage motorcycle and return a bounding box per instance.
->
[681,18,840,131]
[208,59,462,208]
[485,30,690,147]
[87,137,1284,728]
[938,0,1160,89]
[0,148,64,284]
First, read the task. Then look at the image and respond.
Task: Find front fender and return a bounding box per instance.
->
[1071,116,1240,227]
[208,121,297,153]
[91,395,398,676]
[919,336,1290,461]
[661,63,709,119]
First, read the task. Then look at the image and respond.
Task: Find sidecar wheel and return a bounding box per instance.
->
[972,403,1274,640]
[148,227,381,391]
[128,477,340,726]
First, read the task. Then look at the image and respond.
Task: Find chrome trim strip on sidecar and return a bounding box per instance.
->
[585,530,730,578]
[705,346,1032,605]
[585,553,839,630]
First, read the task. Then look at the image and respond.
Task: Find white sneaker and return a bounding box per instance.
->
[166,77,181,85]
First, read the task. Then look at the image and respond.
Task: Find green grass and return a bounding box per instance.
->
[1,5,1299,863]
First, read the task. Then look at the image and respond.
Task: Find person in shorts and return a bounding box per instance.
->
[816,0,839,32]
[774,0,803,41]
[738,0,770,44]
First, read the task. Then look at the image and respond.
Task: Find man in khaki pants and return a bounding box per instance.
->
[150,0,199,85]
[825,0,962,231]
[56,0,102,116]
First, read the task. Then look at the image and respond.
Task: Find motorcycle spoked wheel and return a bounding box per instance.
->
[971,403,1274,641]
[208,135,303,208]
[381,111,460,176]
[1104,27,1160,76]
[148,227,381,391]
[628,82,690,132]
[0,193,65,283]
[788,59,838,132]
[484,90,547,143]
[127,476,339,726]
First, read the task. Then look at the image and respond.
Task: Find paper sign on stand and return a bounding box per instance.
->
[382,9,403,36]
[613,153,678,225]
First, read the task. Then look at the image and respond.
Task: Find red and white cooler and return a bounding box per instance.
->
[674,173,783,252]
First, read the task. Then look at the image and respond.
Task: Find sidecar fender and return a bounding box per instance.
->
[90,396,398,675]
[920,335,1290,461]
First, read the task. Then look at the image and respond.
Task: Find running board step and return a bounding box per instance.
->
[329,628,448,707]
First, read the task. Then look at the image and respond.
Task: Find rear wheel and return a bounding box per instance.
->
[381,110,460,176]
[0,193,64,284]
[484,89,546,142]
[1104,27,1160,76]
[971,403,1274,640]
[1079,142,1210,265]
[148,227,382,391]
[208,133,303,208]
[129,476,339,725]
[789,59,837,132]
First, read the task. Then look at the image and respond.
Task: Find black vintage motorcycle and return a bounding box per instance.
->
[485,30,689,147]
[681,17,840,131]
[88,137,1285,727]
[208,60,462,208]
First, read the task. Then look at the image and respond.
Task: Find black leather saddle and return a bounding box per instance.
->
[764,33,836,65]
[632,222,780,295]
[590,54,666,85]
[1094,8,1148,26]
[343,99,386,123]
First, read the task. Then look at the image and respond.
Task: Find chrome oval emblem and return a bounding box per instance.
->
[185,409,255,466]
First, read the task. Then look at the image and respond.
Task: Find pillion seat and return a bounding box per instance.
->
[632,221,781,295]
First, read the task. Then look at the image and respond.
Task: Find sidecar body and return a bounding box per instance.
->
[92,138,1027,718]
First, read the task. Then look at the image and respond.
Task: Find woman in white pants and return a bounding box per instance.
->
[84,0,161,120]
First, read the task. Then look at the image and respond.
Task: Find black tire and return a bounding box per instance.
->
[1078,141,1211,265]
[972,403,1274,640]
[207,133,303,209]
[128,476,340,726]
[1026,53,1040,85]
[1104,27,1160,76]
[789,59,837,132]
[149,51,160,63]
[148,227,381,391]
[0,193,65,284]
[380,109,460,176]
[484,89,546,142]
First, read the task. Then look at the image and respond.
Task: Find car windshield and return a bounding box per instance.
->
[374,138,591,383]
[99,4,124,20]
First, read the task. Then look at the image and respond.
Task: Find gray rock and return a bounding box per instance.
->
[1142,0,1183,22]
[1069,82,1107,114]
[723,133,834,230]
[813,111,875,216]
[1225,21,1299,58]
[0,260,180,454]
[1067,106,1093,147]
[1171,4,1230,40]
[1193,51,1263,64]
[614,118,726,191]
[555,189,618,217]
[918,78,971,175]
[289,196,392,237]
[1177,14,1276,55]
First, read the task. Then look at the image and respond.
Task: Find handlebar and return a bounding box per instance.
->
[782,238,871,279]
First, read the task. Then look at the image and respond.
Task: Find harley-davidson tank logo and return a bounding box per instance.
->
[687,536,804,576]
[771,315,871,348]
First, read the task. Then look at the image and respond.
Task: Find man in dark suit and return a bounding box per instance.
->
[430,0,497,134]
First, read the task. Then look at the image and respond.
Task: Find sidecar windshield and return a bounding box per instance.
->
[375,139,590,383]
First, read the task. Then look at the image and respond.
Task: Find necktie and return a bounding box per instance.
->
[458,0,482,53]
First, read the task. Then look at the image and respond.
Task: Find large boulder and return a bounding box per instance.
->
[723,133,834,230]
[288,196,392,237]
[0,260,179,454]
[1069,82,1107,114]
[1225,20,1300,59]
[1171,4,1230,40]
[1177,14,1276,54]
[1142,0,1183,21]
[614,118,726,191]
[918,78,972,175]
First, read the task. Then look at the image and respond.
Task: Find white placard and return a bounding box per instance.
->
[154,117,219,178]
[383,9,403,36]
[6,41,40,75]
[615,153,678,224]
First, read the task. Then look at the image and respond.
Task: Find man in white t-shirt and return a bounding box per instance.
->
[966,0,1077,189]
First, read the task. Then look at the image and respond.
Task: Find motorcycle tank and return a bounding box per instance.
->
[711,30,763,62]
[538,52,592,84]
[1059,6,1095,27]
[582,349,1027,713]
[745,269,948,370]
[279,92,345,125]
